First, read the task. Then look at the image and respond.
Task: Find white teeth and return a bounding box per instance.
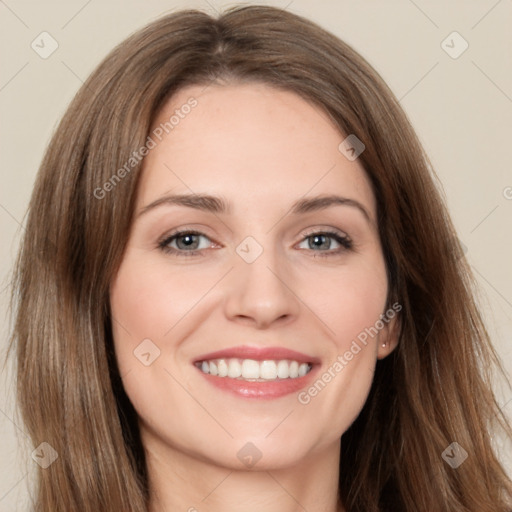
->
[260,360,277,380]
[227,359,242,378]
[277,360,289,379]
[209,361,218,376]
[298,363,309,377]
[217,359,228,377]
[197,358,312,381]
[241,359,260,379]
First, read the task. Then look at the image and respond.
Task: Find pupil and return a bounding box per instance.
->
[312,234,329,250]
[178,234,198,249]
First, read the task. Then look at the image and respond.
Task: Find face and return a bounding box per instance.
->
[110,82,399,471]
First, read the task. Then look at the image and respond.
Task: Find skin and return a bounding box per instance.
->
[110,82,399,512]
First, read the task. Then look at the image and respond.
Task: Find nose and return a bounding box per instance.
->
[223,245,301,329]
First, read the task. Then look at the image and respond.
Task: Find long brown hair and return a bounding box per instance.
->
[8,5,512,511]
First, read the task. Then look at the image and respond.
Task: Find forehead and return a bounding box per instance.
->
[137,82,376,220]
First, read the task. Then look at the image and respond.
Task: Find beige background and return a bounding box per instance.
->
[1,0,511,509]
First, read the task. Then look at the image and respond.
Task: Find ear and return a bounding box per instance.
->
[377,313,400,360]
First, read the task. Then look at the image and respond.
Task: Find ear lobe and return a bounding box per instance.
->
[377,315,400,360]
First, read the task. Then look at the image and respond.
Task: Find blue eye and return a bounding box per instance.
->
[158,230,211,256]
[297,231,352,256]
[158,229,352,257]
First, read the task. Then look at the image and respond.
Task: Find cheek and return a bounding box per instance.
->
[109,251,212,356]
[295,257,386,431]
[309,257,388,351]
[109,253,208,438]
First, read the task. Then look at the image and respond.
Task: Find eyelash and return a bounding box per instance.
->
[157,228,353,258]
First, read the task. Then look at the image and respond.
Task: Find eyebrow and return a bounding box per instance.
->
[138,193,372,223]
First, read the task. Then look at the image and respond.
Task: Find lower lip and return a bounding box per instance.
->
[196,366,319,399]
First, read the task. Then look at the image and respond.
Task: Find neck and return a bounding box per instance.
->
[144,432,345,512]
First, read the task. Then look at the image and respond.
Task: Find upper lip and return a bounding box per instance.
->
[194,345,320,365]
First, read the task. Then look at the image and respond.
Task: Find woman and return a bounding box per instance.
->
[8,5,512,511]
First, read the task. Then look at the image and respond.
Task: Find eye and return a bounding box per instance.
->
[158,230,214,256]
[158,229,353,257]
[296,230,352,257]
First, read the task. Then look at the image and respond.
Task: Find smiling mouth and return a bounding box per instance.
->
[195,358,313,381]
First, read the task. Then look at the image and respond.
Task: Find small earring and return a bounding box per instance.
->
[381,342,387,348]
